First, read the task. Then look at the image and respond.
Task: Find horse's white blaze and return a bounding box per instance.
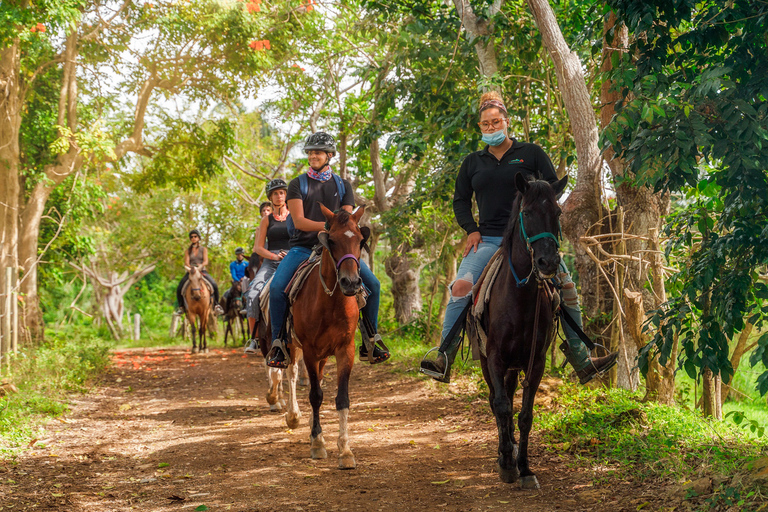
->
[344,230,355,238]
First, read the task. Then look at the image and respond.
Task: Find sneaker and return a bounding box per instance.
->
[214,304,225,316]
[244,339,259,355]
[239,309,247,316]
[575,351,619,385]
[266,339,289,369]
[358,339,390,364]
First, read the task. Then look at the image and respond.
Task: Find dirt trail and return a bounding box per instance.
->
[1,347,669,511]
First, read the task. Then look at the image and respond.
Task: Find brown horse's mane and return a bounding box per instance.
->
[328,209,353,229]
[501,179,556,257]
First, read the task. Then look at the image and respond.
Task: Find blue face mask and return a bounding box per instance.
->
[482,129,507,147]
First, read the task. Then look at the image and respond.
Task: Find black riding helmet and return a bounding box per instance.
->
[189,229,201,239]
[266,178,287,196]
[235,247,245,255]
[303,131,336,156]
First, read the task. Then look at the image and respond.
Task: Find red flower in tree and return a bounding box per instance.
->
[36,23,46,32]
[263,39,271,50]
[247,2,260,13]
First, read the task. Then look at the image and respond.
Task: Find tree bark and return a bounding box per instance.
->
[453,0,504,81]
[526,0,606,337]
[0,42,22,332]
[722,322,754,403]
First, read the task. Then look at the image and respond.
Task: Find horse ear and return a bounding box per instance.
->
[515,172,529,195]
[317,231,332,252]
[553,175,569,198]
[319,203,334,222]
[359,226,371,252]
[352,205,366,223]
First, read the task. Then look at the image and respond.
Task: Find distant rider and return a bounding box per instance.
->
[176,229,224,316]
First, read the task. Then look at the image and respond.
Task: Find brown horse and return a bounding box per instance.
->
[183,265,213,354]
[475,173,567,489]
[283,205,369,470]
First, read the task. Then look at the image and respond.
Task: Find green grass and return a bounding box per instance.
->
[535,383,768,509]
[0,329,111,458]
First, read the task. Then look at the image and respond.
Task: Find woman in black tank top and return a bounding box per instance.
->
[244,179,290,352]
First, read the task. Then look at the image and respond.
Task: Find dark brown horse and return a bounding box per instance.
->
[220,280,246,347]
[478,173,567,489]
[283,205,369,470]
[183,265,213,354]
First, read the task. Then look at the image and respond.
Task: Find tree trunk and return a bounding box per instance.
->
[527,0,606,340]
[384,243,423,325]
[722,322,754,403]
[0,43,22,335]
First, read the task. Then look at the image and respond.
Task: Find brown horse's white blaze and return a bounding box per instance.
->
[184,265,212,354]
[285,204,368,470]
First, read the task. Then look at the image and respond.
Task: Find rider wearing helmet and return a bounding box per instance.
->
[419,91,617,384]
[229,247,249,283]
[244,178,291,354]
[176,229,224,315]
[265,132,390,368]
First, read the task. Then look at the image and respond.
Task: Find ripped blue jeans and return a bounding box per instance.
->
[440,236,503,347]
[437,237,589,370]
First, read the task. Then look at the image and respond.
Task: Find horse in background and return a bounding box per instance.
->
[220,280,246,347]
[283,205,370,470]
[474,173,568,489]
[183,265,213,354]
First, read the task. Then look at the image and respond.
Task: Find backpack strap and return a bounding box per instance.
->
[299,173,309,199]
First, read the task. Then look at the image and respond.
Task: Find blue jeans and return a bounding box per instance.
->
[439,236,503,351]
[436,237,590,371]
[269,246,380,342]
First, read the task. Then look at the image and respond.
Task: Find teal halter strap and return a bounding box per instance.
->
[518,211,560,248]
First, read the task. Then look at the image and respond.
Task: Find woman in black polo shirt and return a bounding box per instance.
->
[419,91,617,384]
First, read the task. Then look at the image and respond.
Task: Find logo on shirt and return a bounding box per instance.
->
[509,159,525,164]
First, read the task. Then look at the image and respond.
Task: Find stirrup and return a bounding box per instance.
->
[266,339,290,369]
[360,334,390,364]
[419,347,450,382]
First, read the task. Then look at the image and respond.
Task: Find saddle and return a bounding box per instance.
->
[466,249,560,359]
[283,246,368,347]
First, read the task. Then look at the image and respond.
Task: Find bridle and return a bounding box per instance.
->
[319,245,361,297]
[507,200,562,389]
[508,202,562,288]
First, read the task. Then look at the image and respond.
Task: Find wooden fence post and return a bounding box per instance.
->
[3,267,11,370]
[133,313,141,341]
[11,268,17,353]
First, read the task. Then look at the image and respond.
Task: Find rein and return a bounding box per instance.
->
[319,248,360,297]
[521,280,555,388]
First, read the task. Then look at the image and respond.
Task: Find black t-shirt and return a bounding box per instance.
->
[286,173,355,248]
[453,138,558,237]
[266,214,290,251]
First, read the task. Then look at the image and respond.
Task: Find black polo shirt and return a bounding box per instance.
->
[286,173,355,249]
[453,138,558,237]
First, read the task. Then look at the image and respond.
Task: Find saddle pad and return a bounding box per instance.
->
[181,277,214,299]
[287,259,320,304]
[259,278,272,319]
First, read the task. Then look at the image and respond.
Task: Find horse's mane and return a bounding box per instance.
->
[501,179,556,257]
[329,210,353,229]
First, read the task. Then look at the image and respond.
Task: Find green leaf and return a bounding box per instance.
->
[195,506,209,511]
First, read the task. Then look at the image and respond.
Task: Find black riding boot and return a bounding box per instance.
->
[358,314,390,364]
[419,302,471,383]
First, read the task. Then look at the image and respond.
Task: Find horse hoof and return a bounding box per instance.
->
[311,447,327,459]
[285,413,301,429]
[519,475,540,490]
[496,463,520,484]
[191,348,198,354]
[338,454,356,470]
[269,403,283,412]
[266,391,278,405]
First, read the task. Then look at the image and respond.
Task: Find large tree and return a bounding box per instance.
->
[0,0,281,340]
